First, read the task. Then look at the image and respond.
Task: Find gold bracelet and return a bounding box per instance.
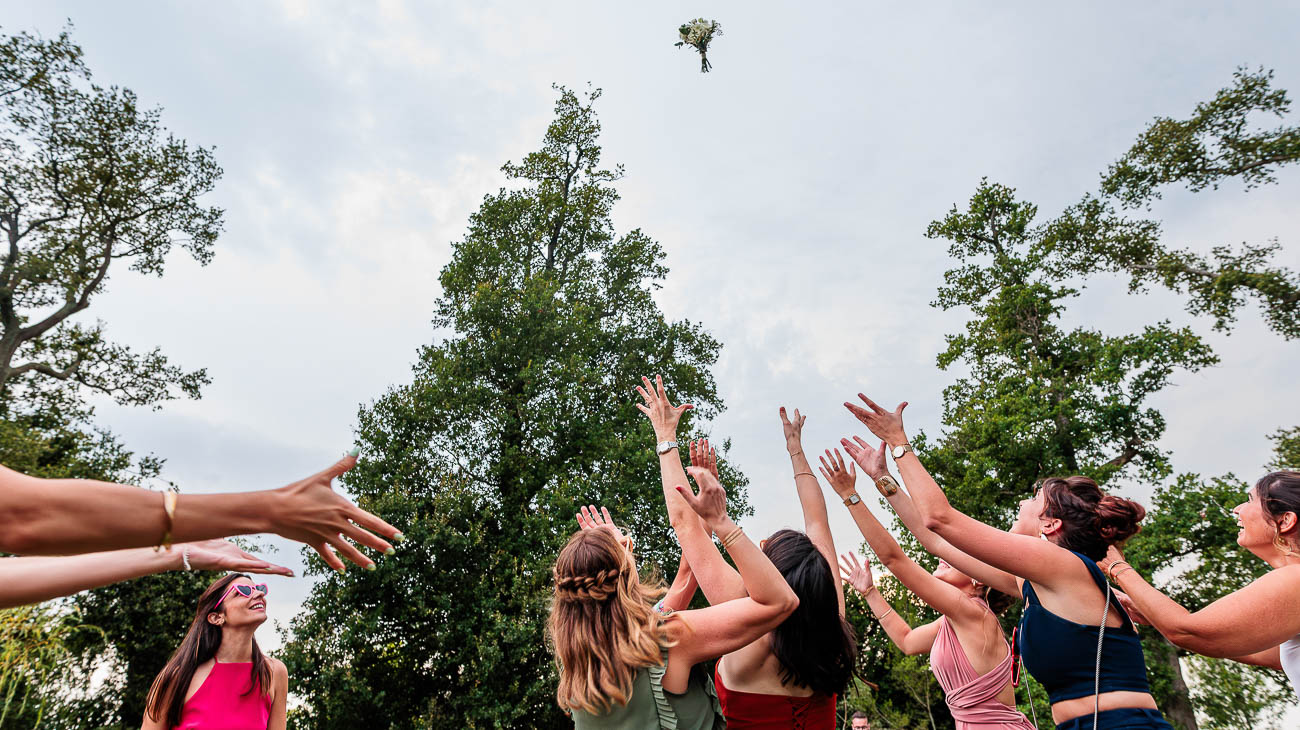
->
[875,605,896,621]
[156,491,177,552]
[793,471,815,479]
[875,475,900,497]
[719,526,744,550]
[788,450,804,458]
[1106,560,1131,582]
[1111,565,1136,581]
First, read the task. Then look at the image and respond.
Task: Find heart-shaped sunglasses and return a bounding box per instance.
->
[213,583,269,610]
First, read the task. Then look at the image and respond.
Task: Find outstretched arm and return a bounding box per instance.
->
[845,394,1079,588]
[821,453,985,623]
[661,553,701,613]
[840,436,1019,597]
[0,455,399,571]
[670,468,799,665]
[0,540,293,609]
[781,408,844,616]
[637,376,745,603]
[839,551,941,655]
[1102,545,1300,657]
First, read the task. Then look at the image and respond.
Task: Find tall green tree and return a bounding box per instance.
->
[1055,68,1300,340]
[0,24,217,410]
[917,179,1231,728]
[282,85,748,729]
[0,24,225,728]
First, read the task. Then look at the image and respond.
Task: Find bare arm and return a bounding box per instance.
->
[840,436,1020,597]
[781,408,844,616]
[661,553,700,613]
[0,456,399,571]
[0,540,292,609]
[669,467,800,665]
[637,376,745,604]
[844,395,1080,588]
[822,454,985,622]
[1104,547,1300,657]
[268,659,288,730]
[1231,646,1283,671]
[840,551,941,655]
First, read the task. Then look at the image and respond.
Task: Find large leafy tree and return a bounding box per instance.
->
[915,179,1235,728]
[282,86,748,729]
[0,25,224,729]
[0,25,217,410]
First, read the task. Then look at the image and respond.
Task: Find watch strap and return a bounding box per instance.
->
[656,440,679,455]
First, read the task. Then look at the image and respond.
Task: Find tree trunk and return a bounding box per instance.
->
[1159,639,1199,730]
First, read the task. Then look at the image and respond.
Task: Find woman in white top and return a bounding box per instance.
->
[1099,470,1300,695]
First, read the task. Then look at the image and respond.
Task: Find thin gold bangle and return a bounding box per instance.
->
[156,491,177,552]
[793,471,815,479]
[1111,565,1136,581]
[720,526,745,550]
[1106,560,1131,582]
[875,606,896,621]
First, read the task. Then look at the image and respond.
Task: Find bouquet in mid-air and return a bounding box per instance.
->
[675,18,722,73]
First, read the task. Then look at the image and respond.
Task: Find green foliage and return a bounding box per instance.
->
[0,23,217,409]
[1267,427,1299,470]
[1186,654,1291,729]
[0,603,102,729]
[283,85,747,728]
[1042,67,1300,339]
[920,179,1217,527]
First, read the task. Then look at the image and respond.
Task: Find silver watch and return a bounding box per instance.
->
[656,440,679,455]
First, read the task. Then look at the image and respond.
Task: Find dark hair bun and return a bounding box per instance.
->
[1094,495,1145,543]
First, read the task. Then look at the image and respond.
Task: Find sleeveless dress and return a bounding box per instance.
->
[713,666,835,730]
[571,648,724,730]
[1279,635,1300,700]
[1017,551,1171,730]
[929,613,1036,729]
[173,659,271,730]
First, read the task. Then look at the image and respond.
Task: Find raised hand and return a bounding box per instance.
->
[689,438,720,480]
[840,436,889,481]
[576,504,628,545]
[839,551,875,595]
[269,454,401,572]
[676,466,731,529]
[817,448,857,497]
[844,393,908,446]
[778,407,806,455]
[1114,589,1151,625]
[182,539,294,576]
[635,375,694,440]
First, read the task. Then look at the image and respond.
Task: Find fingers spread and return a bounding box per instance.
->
[345,503,403,543]
[314,543,345,572]
[341,521,393,555]
[318,454,359,482]
[858,393,886,413]
[329,535,373,570]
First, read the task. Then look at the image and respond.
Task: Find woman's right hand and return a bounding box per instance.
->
[635,375,693,440]
[840,436,889,481]
[676,466,731,530]
[689,438,720,480]
[818,448,857,497]
[839,551,875,595]
[844,393,909,446]
[181,539,295,576]
[268,454,401,572]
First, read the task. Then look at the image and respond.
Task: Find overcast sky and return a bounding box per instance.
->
[8,1,1300,713]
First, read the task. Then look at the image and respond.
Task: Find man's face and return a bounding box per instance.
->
[851,718,871,730]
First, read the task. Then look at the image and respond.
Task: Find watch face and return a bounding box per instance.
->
[891,444,905,458]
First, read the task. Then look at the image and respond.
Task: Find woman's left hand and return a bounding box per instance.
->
[1097,543,1127,576]
[182,539,294,576]
[779,407,806,455]
[577,504,628,544]
[844,393,908,446]
[818,448,857,497]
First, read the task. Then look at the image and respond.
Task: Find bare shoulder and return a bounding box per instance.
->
[267,657,288,678]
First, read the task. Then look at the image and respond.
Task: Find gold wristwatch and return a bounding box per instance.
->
[843,492,862,507]
[875,474,900,497]
[890,442,913,459]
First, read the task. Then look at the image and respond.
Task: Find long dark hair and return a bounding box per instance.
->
[144,574,272,727]
[1039,476,1145,561]
[763,529,857,696]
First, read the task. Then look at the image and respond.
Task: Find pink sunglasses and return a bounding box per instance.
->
[213,583,268,610]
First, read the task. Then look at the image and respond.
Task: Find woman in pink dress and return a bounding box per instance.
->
[142,574,287,730]
[823,441,1037,730]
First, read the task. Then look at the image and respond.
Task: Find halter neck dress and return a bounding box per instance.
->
[929,607,1036,729]
[172,658,271,730]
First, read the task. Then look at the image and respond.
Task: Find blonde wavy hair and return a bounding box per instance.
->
[548,528,676,714]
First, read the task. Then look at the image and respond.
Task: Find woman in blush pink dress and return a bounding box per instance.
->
[142,574,287,730]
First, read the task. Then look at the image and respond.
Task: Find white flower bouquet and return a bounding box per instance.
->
[675,18,722,73]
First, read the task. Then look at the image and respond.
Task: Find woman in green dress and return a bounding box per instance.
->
[549,468,799,729]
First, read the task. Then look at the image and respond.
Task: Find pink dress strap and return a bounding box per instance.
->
[930,614,1037,730]
[172,659,271,730]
